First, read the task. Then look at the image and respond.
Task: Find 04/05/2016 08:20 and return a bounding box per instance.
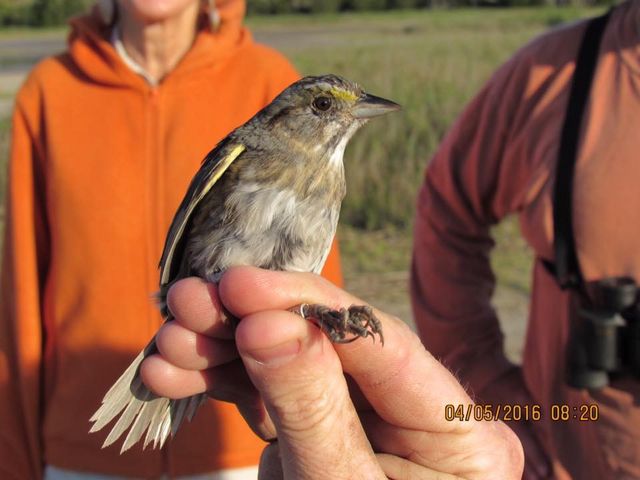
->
[444,403,600,422]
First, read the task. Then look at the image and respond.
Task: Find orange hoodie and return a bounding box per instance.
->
[0,1,343,478]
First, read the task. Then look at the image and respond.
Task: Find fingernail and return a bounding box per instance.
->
[246,337,303,367]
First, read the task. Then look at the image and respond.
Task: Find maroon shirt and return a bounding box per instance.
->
[412,3,640,478]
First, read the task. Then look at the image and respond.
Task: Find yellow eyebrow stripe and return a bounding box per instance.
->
[330,88,358,102]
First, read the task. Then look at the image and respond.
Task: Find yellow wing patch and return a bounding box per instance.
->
[160,144,246,285]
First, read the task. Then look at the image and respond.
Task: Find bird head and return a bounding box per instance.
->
[253,74,400,162]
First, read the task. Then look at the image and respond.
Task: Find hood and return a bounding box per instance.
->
[66,0,250,88]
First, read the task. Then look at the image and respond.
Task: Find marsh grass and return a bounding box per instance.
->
[264,7,599,287]
[267,6,601,229]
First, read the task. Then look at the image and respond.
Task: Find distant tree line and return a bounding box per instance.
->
[249,0,429,14]
[0,0,92,26]
[0,0,610,27]
[249,0,611,13]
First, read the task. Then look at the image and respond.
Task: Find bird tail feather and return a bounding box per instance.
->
[89,340,206,453]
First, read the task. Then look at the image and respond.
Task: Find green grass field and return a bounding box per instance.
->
[255,6,599,288]
[249,6,601,229]
[0,6,604,291]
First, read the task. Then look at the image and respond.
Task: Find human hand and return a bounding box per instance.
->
[140,267,524,479]
[478,369,552,480]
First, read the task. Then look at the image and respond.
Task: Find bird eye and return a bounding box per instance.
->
[312,96,332,112]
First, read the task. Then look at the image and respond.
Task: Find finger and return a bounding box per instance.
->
[235,309,385,479]
[340,319,474,433]
[376,453,459,480]
[220,266,473,432]
[206,361,277,441]
[140,354,212,399]
[258,442,284,480]
[218,267,347,317]
[155,321,238,370]
[362,412,524,478]
[166,277,234,339]
[362,411,449,462]
[140,352,278,440]
[140,356,254,401]
[362,411,488,474]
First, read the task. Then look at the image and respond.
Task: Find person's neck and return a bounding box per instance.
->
[119,4,200,84]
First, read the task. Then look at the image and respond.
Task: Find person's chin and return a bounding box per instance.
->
[121,0,199,24]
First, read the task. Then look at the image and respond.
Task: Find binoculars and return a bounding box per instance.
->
[567,277,640,389]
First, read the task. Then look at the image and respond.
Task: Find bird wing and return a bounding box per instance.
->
[159,139,246,286]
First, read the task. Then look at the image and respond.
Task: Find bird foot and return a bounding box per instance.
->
[297,304,384,346]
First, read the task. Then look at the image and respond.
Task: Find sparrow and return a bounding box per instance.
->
[89,74,400,452]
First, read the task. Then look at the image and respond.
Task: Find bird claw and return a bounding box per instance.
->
[298,303,384,346]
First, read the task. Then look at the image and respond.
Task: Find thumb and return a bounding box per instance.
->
[235,309,385,480]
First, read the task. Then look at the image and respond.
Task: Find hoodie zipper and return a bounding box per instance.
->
[144,84,174,476]
[145,85,162,332]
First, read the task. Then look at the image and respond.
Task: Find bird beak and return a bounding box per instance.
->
[352,93,401,119]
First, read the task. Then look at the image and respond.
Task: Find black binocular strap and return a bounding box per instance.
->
[552,11,611,289]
